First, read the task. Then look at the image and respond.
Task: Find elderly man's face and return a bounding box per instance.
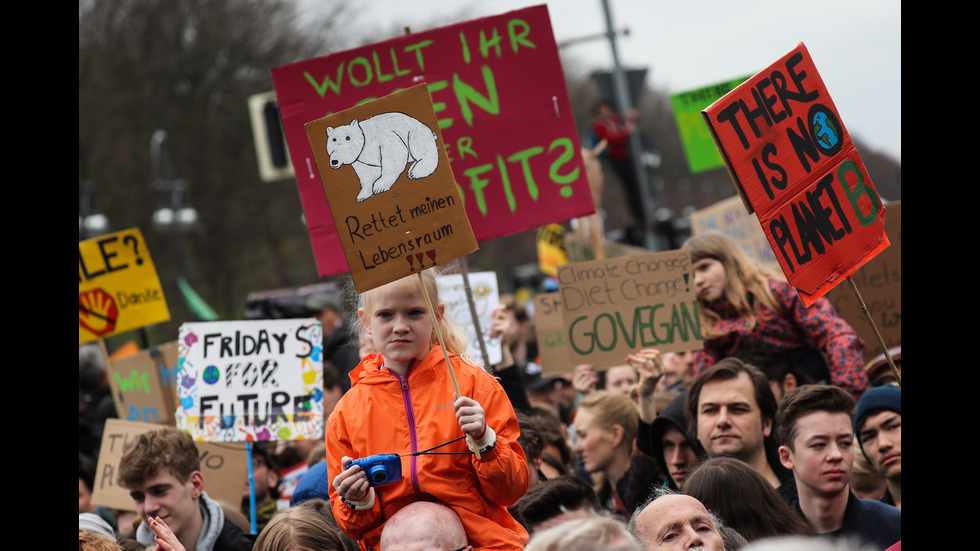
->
[633,494,724,551]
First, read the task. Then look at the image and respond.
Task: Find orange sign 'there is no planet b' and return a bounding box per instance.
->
[702,42,888,306]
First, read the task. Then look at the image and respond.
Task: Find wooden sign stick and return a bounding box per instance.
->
[418,272,482,459]
[845,277,901,387]
[458,256,492,370]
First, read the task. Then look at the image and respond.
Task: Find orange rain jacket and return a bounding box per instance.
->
[326,345,530,551]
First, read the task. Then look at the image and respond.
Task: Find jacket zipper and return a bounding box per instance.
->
[392,360,422,493]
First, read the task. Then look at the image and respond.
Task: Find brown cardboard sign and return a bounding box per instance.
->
[563,232,648,263]
[533,292,572,377]
[556,251,704,369]
[825,201,901,361]
[106,341,179,426]
[306,84,478,293]
[91,419,247,512]
[689,194,782,274]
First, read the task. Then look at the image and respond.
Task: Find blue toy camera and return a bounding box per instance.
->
[345,454,402,487]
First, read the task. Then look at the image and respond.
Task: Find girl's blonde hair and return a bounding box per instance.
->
[682,231,782,337]
[350,267,478,365]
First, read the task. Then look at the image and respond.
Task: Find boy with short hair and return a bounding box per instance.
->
[117,427,254,551]
[775,385,900,549]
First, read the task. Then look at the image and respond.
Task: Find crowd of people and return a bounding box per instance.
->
[80,231,901,551]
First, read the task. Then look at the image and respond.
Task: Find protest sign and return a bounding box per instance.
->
[79,228,170,344]
[556,251,703,369]
[438,270,502,368]
[702,43,888,306]
[305,84,478,292]
[92,418,247,512]
[563,232,647,263]
[175,319,324,443]
[670,74,753,174]
[690,194,782,272]
[106,341,180,425]
[537,223,568,277]
[826,201,901,361]
[272,5,594,277]
[533,292,571,377]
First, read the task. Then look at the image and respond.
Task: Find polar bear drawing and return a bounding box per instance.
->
[325,112,439,202]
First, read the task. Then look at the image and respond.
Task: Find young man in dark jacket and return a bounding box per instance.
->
[646,390,704,491]
[620,388,706,513]
[686,358,798,507]
[776,385,901,549]
[117,427,255,551]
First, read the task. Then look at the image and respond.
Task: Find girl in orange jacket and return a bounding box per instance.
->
[327,269,530,551]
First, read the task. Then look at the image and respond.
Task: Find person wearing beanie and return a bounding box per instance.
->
[854,384,901,509]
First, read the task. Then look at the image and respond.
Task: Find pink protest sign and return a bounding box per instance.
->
[271,5,594,276]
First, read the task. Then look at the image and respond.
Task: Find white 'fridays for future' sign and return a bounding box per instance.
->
[175,318,324,442]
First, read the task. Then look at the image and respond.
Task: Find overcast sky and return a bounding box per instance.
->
[305,0,901,162]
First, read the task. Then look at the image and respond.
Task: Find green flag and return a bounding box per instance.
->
[177,276,219,321]
[670,74,753,174]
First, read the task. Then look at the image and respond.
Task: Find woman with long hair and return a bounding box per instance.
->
[683,231,867,396]
[683,456,813,542]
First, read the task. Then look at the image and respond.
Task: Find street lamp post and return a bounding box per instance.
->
[79,180,110,240]
[150,130,198,287]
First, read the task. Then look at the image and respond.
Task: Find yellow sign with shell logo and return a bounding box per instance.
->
[79,228,170,344]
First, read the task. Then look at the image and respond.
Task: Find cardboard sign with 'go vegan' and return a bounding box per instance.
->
[556,250,704,368]
[306,84,478,292]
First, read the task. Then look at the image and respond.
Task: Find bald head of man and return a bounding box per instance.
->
[380,500,471,551]
[628,491,726,551]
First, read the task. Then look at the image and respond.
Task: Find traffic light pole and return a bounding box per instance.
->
[600,0,657,250]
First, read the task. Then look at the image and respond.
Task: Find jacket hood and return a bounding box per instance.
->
[649,389,705,489]
[349,352,385,387]
[135,491,225,550]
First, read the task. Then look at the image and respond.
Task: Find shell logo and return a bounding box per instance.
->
[79,288,118,336]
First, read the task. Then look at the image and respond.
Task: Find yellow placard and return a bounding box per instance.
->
[79,228,170,344]
[537,224,568,277]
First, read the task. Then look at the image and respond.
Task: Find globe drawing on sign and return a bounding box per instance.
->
[203,365,220,385]
[812,111,839,150]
